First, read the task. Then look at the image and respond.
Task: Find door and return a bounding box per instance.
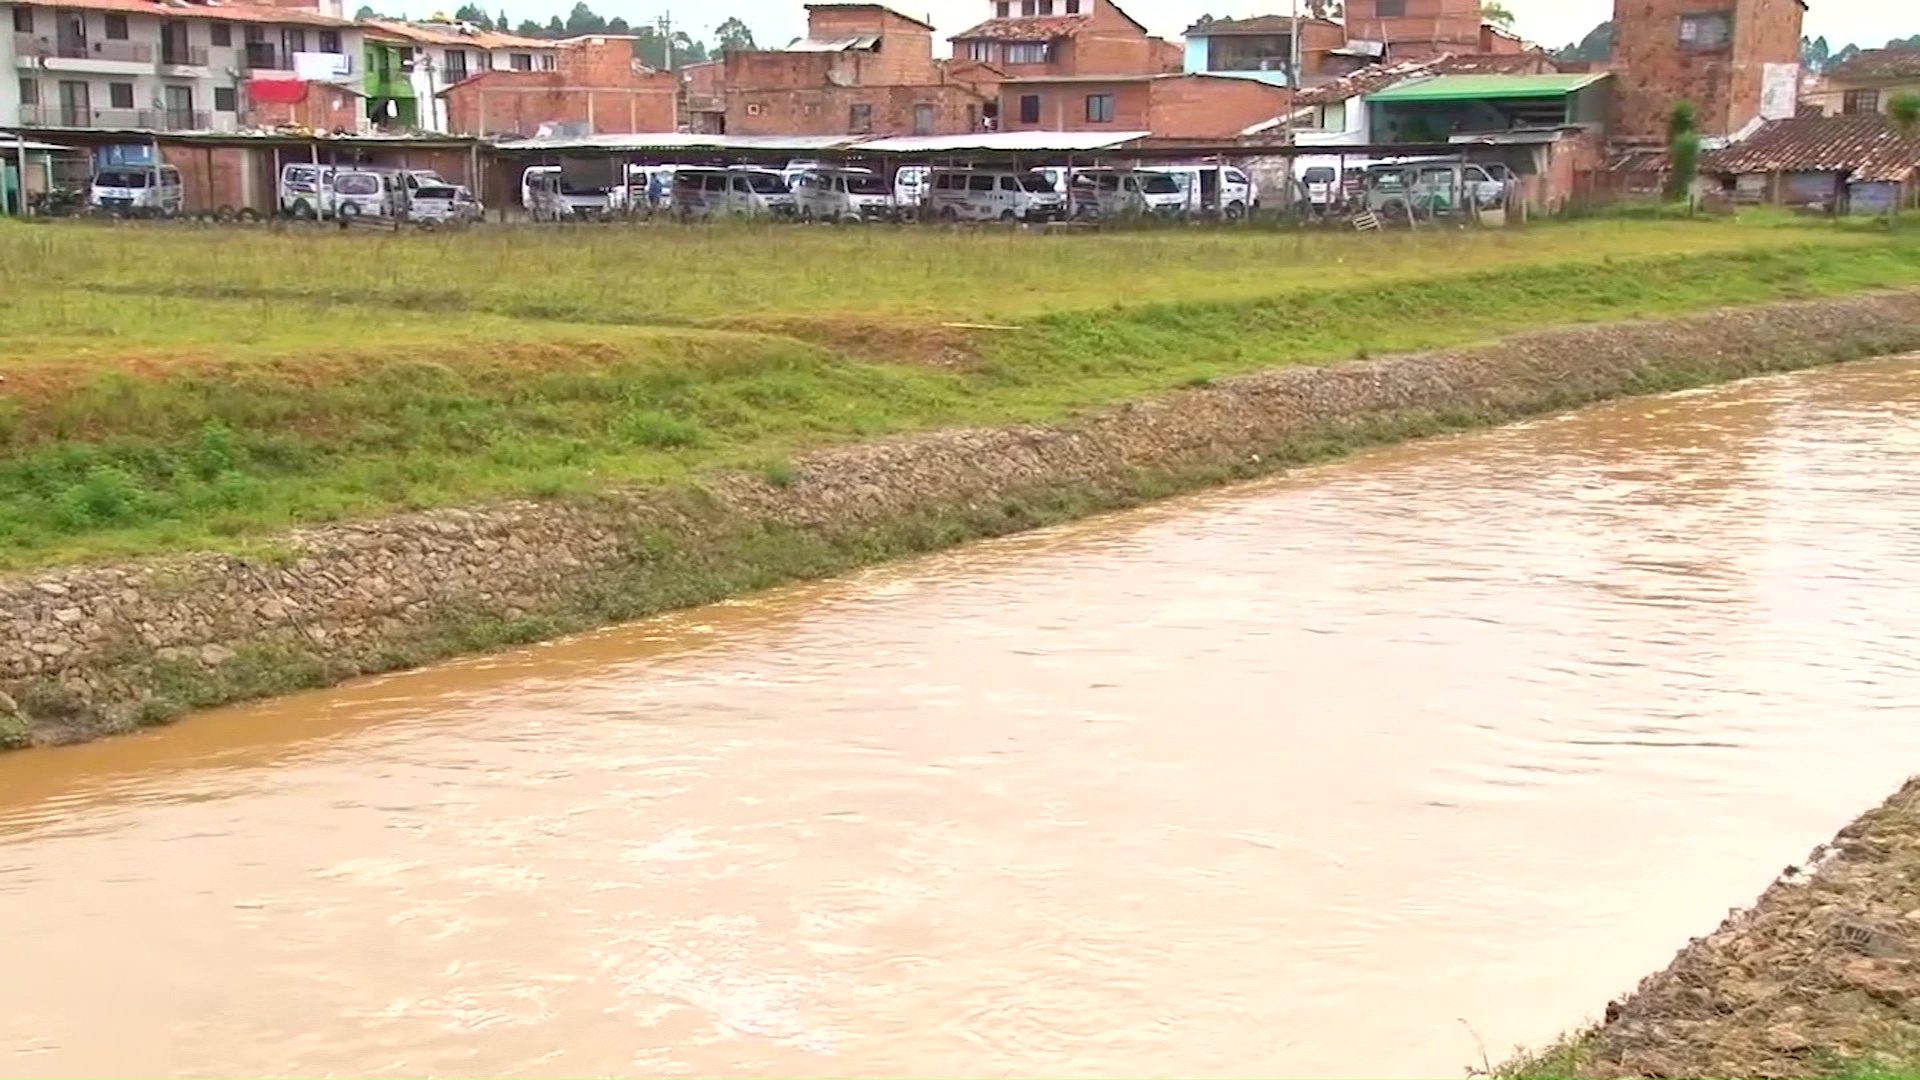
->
[56,11,84,59]
[57,79,89,127]
[162,84,194,130]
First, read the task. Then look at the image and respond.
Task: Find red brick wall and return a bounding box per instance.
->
[729,83,989,135]
[1344,0,1485,59]
[1611,0,1803,138]
[247,83,362,133]
[804,6,938,84]
[444,39,676,134]
[997,79,1151,129]
[163,145,257,213]
[1146,75,1289,138]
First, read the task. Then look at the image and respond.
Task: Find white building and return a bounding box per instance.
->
[360,19,561,133]
[5,0,362,132]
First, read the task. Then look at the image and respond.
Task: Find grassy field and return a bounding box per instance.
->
[4,214,1919,571]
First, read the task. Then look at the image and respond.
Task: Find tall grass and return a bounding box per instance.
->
[1,216,1916,570]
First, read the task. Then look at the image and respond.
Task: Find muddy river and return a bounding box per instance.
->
[3,357,1919,1078]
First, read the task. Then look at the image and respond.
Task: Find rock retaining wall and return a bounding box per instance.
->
[8,290,1920,748]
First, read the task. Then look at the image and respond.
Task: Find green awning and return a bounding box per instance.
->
[1367,73,1610,103]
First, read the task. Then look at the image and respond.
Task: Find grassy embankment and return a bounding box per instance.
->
[3,215,1920,574]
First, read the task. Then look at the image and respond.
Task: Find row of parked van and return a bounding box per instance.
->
[277,164,485,225]
[516,161,1262,224]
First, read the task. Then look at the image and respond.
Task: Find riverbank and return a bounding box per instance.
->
[6,285,1920,748]
[1499,778,1920,1080]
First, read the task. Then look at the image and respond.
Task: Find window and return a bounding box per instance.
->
[18,77,37,105]
[1375,0,1404,14]
[998,175,1018,191]
[11,6,30,32]
[913,101,934,134]
[1065,0,1079,11]
[1679,12,1731,50]
[995,0,1009,15]
[1085,91,1113,122]
[1037,0,1052,11]
[284,28,306,53]
[214,84,236,111]
[967,40,994,61]
[444,48,468,82]
[209,21,230,45]
[108,81,133,108]
[967,174,994,191]
[509,51,532,70]
[245,24,265,43]
[849,102,873,132]
[1843,88,1881,115]
[319,29,341,53]
[537,53,557,70]
[1004,41,1047,63]
[104,13,128,38]
[1017,92,1040,123]
[1019,0,1035,13]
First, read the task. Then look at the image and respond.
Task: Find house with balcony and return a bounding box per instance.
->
[948,0,1179,80]
[6,0,362,132]
[1180,15,1345,87]
[360,18,562,131]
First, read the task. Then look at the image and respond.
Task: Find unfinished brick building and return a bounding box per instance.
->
[441,35,677,136]
[947,0,1180,80]
[1610,0,1805,138]
[997,72,1289,137]
[1341,0,1487,62]
[721,3,997,136]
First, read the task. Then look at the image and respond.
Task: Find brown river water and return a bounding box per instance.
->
[4,357,1920,1078]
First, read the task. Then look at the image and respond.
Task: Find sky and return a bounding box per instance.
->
[499,0,1917,57]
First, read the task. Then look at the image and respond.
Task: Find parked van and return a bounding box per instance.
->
[1364,161,1507,216]
[407,183,483,224]
[1066,168,1187,219]
[792,167,895,222]
[1140,164,1257,218]
[669,167,796,220]
[893,165,930,213]
[332,168,404,219]
[279,163,337,219]
[924,168,1064,223]
[89,165,183,217]
[520,165,615,221]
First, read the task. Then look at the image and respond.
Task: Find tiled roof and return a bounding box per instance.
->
[1702,115,1920,183]
[363,18,556,48]
[15,0,352,27]
[1291,50,1554,106]
[1182,14,1340,36]
[1827,47,1920,83]
[949,14,1087,41]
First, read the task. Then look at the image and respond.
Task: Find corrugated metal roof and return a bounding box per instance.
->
[497,133,861,153]
[1367,72,1607,102]
[1292,52,1561,106]
[1827,47,1920,82]
[1702,115,1920,184]
[852,130,1151,153]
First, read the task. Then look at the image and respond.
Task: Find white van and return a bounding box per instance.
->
[1142,165,1258,219]
[407,183,483,224]
[1066,168,1187,219]
[669,167,796,220]
[893,165,929,212]
[331,169,404,219]
[89,165,183,217]
[792,168,896,222]
[279,163,337,219]
[520,165,615,221]
[925,168,1065,223]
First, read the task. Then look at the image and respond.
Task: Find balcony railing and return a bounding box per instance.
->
[238,42,291,70]
[160,45,210,67]
[51,38,155,62]
[19,103,211,131]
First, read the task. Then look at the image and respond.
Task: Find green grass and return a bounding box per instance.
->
[2,214,1918,571]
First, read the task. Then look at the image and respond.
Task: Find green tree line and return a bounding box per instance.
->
[348,2,771,67]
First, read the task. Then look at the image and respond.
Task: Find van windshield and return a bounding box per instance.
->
[742,172,789,193]
[414,185,458,199]
[1303,167,1336,183]
[95,170,149,188]
[846,173,890,194]
[1141,174,1179,194]
[335,173,380,195]
[1019,173,1055,193]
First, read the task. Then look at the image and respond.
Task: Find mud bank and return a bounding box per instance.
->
[1504,778,1920,1080]
[6,290,1920,748]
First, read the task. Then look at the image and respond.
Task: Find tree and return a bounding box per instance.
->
[496,8,509,30]
[1552,20,1612,63]
[1481,1,1514,30]
[607,15,629,32]
[451,3,491,27]
[1891,92,1920,140]
[1666,101,1701,203]
[564,1,607,33]
[713,16,756,51]
[545,14,563,33]
[354,4,379,17]
[1802,34,1830,72]
[516,17,543,34]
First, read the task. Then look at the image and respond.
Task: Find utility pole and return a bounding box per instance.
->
[657,11,673,70]
[1283,0,1299,144]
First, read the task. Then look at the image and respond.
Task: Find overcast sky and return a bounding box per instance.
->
[501,0,1917,56]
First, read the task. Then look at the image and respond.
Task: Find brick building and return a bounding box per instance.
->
[948,0,1180,79]
[1609,0,1804,139]
[1804,48,1920,118]
[1180,15,1346,84]
[721,3,996,136]
[997,71,1289,137]
[1341,0,1487,61]
[440,34,676,136]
